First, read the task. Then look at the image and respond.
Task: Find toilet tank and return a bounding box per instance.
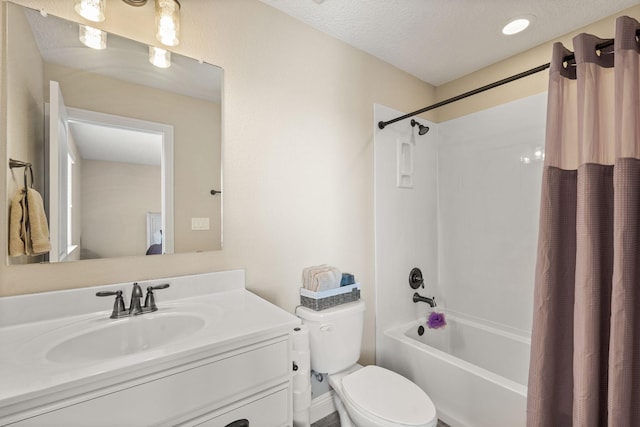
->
[296,300,365,374]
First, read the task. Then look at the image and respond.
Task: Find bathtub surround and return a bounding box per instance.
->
[373,104,439,339]
[437,93,546,333]
[527,17,640,427]
[375,94,546,425]
[375,93,545,334]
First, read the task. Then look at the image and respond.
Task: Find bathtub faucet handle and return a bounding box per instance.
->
[413,292,436,307]
[409,268,424,289]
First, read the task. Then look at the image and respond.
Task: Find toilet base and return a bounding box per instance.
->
[333,392,354,427]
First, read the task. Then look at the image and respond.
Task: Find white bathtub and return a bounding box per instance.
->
[381,314,530,427]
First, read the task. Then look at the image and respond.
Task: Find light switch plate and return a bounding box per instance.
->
[191,217,210,230]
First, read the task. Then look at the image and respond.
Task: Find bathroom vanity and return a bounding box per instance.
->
[0,270,300,426]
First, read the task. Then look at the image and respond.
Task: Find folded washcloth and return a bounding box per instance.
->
[302,265,341,291]
[312,268,342,291]
[302,264,327,290]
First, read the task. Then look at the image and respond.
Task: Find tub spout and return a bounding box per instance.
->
[413,292,436,307]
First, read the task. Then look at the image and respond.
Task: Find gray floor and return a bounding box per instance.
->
[311,412,451,427]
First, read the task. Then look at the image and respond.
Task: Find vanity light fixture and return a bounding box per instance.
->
[502,16,534,36]
[149,46,171,68]
[74,0,105,22]
[79,25,107,50]
[75,0,181,47]
[155,0,181,47]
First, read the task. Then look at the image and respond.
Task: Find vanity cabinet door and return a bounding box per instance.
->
[9,337,290,427]
[193,385,290,427]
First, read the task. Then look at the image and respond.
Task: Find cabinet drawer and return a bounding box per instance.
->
[194,386,290,427]
[10,337,289,426]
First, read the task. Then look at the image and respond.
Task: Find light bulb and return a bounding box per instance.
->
[149,46,171,68]
[79,25,107,50]
[502,18,531,35]
[155,0,180,46]
[74,0,105,22]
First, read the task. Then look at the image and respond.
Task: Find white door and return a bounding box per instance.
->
[47,81,70,262]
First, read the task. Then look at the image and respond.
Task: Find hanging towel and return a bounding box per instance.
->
[8,189,26,256]
[27,188,51,255]
[8,188,50,256]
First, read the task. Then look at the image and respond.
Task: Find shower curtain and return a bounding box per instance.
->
[527,16,640,427]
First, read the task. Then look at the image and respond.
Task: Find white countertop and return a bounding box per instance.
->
[0,271,300,419]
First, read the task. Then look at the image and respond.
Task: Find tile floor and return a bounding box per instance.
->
[311,412,451,427]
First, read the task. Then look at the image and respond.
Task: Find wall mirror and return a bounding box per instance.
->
[5,2,223,265]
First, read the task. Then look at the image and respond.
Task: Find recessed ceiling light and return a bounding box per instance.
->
[502,16,532,35]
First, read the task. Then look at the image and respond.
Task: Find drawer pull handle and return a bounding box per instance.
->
[225,420,249,427]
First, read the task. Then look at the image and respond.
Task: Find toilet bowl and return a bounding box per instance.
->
[296,300,437,427]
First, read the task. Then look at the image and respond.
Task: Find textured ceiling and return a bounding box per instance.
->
[258,0,640,86]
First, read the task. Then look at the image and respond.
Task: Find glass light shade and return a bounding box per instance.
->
[155,0,180,46]
[149,46,171,68]
[79,25,107,50]
[74,0,105,22]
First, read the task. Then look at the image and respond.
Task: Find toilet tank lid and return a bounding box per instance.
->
[296,300,365,321]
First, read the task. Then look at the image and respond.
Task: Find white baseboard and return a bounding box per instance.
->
[310,390,337,423]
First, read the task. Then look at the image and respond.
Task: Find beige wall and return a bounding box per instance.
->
[0,0,436,364]
[80,160,160,259]
[43,62,222,252]
[435,4,640,122]
[5,3,45,265]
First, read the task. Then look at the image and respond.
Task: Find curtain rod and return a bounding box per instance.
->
[377,34,627,130]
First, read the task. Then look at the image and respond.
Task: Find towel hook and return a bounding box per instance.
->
[8,158,34,191]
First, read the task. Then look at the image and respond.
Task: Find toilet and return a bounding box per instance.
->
[296,300,437,427]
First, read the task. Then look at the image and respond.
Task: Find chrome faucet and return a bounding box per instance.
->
[413,292,436,307]
[97,282,170,319]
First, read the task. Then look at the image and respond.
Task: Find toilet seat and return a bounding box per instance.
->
[340,365,437,426]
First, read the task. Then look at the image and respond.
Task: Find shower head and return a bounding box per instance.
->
[411,119,430,136]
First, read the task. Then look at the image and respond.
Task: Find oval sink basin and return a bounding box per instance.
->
[47,313,205,363]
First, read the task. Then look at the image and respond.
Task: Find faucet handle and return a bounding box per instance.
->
[144,283,170,312]
[96,290,126,319]
[96,290,120,297]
